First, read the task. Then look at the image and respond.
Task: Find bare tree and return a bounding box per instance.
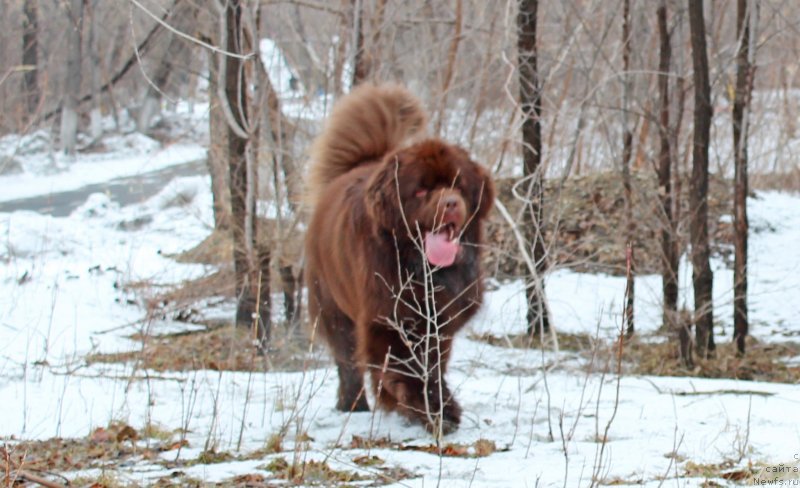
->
[518,0,550,336]
[732,0,756,355]
[221,0,270,346]
[433,0,463,136]
[22,0,39,120]
[688,0,714,359]
[283,2,327,94]
[61,0,85,154]
[138,1,196,132]
[656,1,689,366]
[351,0,369,86]
[86,0,104,139]
[207,43,232,231]
[621,0,635,337]
[256,30,302,327]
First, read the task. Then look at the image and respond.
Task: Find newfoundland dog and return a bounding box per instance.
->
[304,83,494,434]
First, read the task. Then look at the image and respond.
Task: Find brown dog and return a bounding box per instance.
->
[304,83,494,434]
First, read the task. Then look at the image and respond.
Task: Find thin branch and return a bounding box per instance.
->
[128,0,254,60]
[214,0,252,140]
[13,469,67,488]
[494,198,559,354]
[41,0,177,122]
[266,0,346,19]
[128,2,175,105]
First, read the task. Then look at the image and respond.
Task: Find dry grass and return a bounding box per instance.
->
[2,423,415,487]
[349,435,502,458]
[1,422,181,477]
[626,337,800,383]
[149,223,303,329]
[486,171,735,277]
[470,329,800,384]
[169,219,302,268]
[261,457,365,485]
[87,324,322,373]
[752,168,800,192]
[469,330,598,352]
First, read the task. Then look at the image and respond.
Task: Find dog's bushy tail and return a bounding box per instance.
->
[306,83,427,201]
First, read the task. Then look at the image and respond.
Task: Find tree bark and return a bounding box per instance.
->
[657,1,688,366]
[223,0,269,346]
[138,2,196,132]
[688,0,715,359]
[22,0,39,120]
[518,0,550,336]
[621,0,635,337]
[41,1,178,124]
[207,44,231,230]
[86,0,103,139]
[732,0,755,356]
[61,0,85,155]
[259,58,299,209]
[285,3,325,94]
[351,0,369,86]
[331,0,350,96]
[433,0,463,136]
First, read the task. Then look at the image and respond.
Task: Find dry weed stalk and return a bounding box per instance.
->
[2,444,66,488]
[588,243,631,487]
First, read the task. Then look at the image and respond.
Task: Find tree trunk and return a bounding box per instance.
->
[621,0,635,337]
[252,4,272,348]
[433,0,463,136]
[22,0,39,120]
[351,0,369,87]
[518,0,550,336]
[249,121,270,350]
[207,46,231,230]
[657,1,688,366]
[261,59,299,209]
[732,0,755,356]
[138,3,196,132]
[332,0,350,96]
[86,0,103,139]
[688,0,714,359]
[61,0,85,155]
[286,3,325,94]
[223,0,269,346]
[40,1,177,125]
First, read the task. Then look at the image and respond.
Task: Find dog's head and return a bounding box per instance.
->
[365,140,494,267]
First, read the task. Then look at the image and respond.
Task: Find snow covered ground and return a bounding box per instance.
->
[2,126,799,486]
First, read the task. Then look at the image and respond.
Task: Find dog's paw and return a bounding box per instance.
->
[424,397,461,436]
[337,395,370,412]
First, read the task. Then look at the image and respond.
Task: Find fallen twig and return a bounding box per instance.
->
[671,389,774,397]
[642,378,774,397]
[12,469,67,488]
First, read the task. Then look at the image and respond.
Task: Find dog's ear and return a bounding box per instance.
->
[472,163,495,220]
[365,156,403,232]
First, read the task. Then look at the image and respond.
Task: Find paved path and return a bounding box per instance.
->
[0,159,207,217]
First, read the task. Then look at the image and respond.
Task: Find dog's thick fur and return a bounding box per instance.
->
[305,83,494,434]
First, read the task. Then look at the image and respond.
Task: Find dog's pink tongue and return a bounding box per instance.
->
[424,232,459,267]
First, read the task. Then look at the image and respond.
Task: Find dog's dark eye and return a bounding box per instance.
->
[415,189,428,198]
